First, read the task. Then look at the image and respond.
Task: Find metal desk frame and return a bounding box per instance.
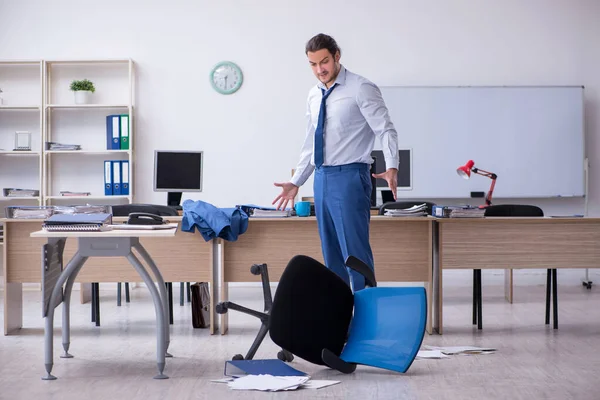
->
[37,233,174,380]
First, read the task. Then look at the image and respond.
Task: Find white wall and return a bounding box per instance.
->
[0,0,598,216]
[1,0,600,286]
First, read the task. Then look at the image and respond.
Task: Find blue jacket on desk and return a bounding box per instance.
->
[181,199,248,241]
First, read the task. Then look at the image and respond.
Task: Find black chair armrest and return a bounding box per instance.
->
[345,256,377,288]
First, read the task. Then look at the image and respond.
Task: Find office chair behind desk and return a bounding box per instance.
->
[475,204,556,329]
[90,204,187,327]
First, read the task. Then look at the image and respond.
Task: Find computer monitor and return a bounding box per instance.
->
[371,149,412,190]
[153,150,203,207]
[370,149,412,206]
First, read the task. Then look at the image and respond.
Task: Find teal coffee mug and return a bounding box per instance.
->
[294,201,311,217]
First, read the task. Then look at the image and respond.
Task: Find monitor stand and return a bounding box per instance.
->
[167,192,183,210]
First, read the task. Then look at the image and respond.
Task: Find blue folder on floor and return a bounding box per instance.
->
[224,359,307,377]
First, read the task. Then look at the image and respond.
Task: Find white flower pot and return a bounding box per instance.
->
[74,90,92,104]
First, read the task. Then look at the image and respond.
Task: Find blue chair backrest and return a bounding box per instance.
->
[340,287,427,373]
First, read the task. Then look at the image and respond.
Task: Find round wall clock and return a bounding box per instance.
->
[210,61,243,95]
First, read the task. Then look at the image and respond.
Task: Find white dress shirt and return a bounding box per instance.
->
[290,65,399,187]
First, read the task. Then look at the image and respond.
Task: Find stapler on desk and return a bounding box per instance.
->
[127,212,165,225]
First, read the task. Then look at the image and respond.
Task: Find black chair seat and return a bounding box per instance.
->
[270,255,354,365]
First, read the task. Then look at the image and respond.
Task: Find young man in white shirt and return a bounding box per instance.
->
[273,33,399,291]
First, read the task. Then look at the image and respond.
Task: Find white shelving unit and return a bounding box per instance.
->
[0,60,44,208]
[0,58,135,210]
[42,59,135,206]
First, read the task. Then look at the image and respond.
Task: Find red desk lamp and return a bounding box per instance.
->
[456,160,498,207]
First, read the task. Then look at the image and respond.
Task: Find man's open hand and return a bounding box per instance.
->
[272,181,299,210]
[372,168,398,200]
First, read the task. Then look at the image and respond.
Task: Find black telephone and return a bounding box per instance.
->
[127,212,165,226]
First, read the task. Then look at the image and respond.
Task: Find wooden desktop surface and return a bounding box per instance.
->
[2,216,215,335]
[219,215,434,335]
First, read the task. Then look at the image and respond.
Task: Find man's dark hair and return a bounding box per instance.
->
[305,33,341,57]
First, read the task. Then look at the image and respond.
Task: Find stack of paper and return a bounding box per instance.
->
[214,376,341,392]
[416,349,450,359]
[449,208,486,218]
[216,359,341,392]
[45,142,81,151]
[421,345,496,355]
[236,204,291,218]
[384,203,427,217]
[59,191,91,197]
[251,209,291,218]
[228,375,310,391]
[3,188,38,197]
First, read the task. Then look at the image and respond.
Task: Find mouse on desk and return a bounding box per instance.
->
[127,212,165,226]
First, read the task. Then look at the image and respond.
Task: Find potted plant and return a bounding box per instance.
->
[70,79,95,104]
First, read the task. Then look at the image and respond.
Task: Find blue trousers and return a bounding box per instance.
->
[314,163,374,291]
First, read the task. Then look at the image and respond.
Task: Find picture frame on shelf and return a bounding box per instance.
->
[14,131,31,151]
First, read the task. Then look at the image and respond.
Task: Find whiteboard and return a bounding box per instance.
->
[376,86,586,199]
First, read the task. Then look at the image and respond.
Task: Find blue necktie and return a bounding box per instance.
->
[314,84,337,168]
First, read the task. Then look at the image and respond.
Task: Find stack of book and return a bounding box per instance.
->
[384,203,428,217]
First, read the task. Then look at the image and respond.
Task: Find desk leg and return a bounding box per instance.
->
[219,239,229,335]
[132,241,171,357]
[4,283,23,335]
[435,226,444,335]
[80,283,92,304]
[126,251,168,380]
[209,240,217,335]
[504,269,513,304]
[220,282,229,335]
[426,222,434,335]
[43,252,87,381]
[61,257,88,359]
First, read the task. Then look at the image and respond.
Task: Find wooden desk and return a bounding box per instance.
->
[2,216,216,335]
[219,216,435,334]
[436,217,600,334]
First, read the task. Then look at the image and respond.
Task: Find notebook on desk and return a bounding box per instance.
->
[42,213,112,231]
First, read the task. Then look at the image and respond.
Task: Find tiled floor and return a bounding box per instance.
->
[1,281,598,399]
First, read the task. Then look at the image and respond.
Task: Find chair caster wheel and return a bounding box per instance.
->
[232,354,244,361]
[277,350,294,362]
[216,303,227,314]
[250,264,263,275]
[582,281,593,290]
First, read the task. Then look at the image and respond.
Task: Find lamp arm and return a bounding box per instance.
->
[472,167,497,180]
[471,167,498,206]
[485,178,497,206]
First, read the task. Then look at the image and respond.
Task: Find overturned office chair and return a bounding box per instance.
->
[379,201,437,216]
[216,255,427,374]
[90,204,188,327]
[474,204,557,329]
